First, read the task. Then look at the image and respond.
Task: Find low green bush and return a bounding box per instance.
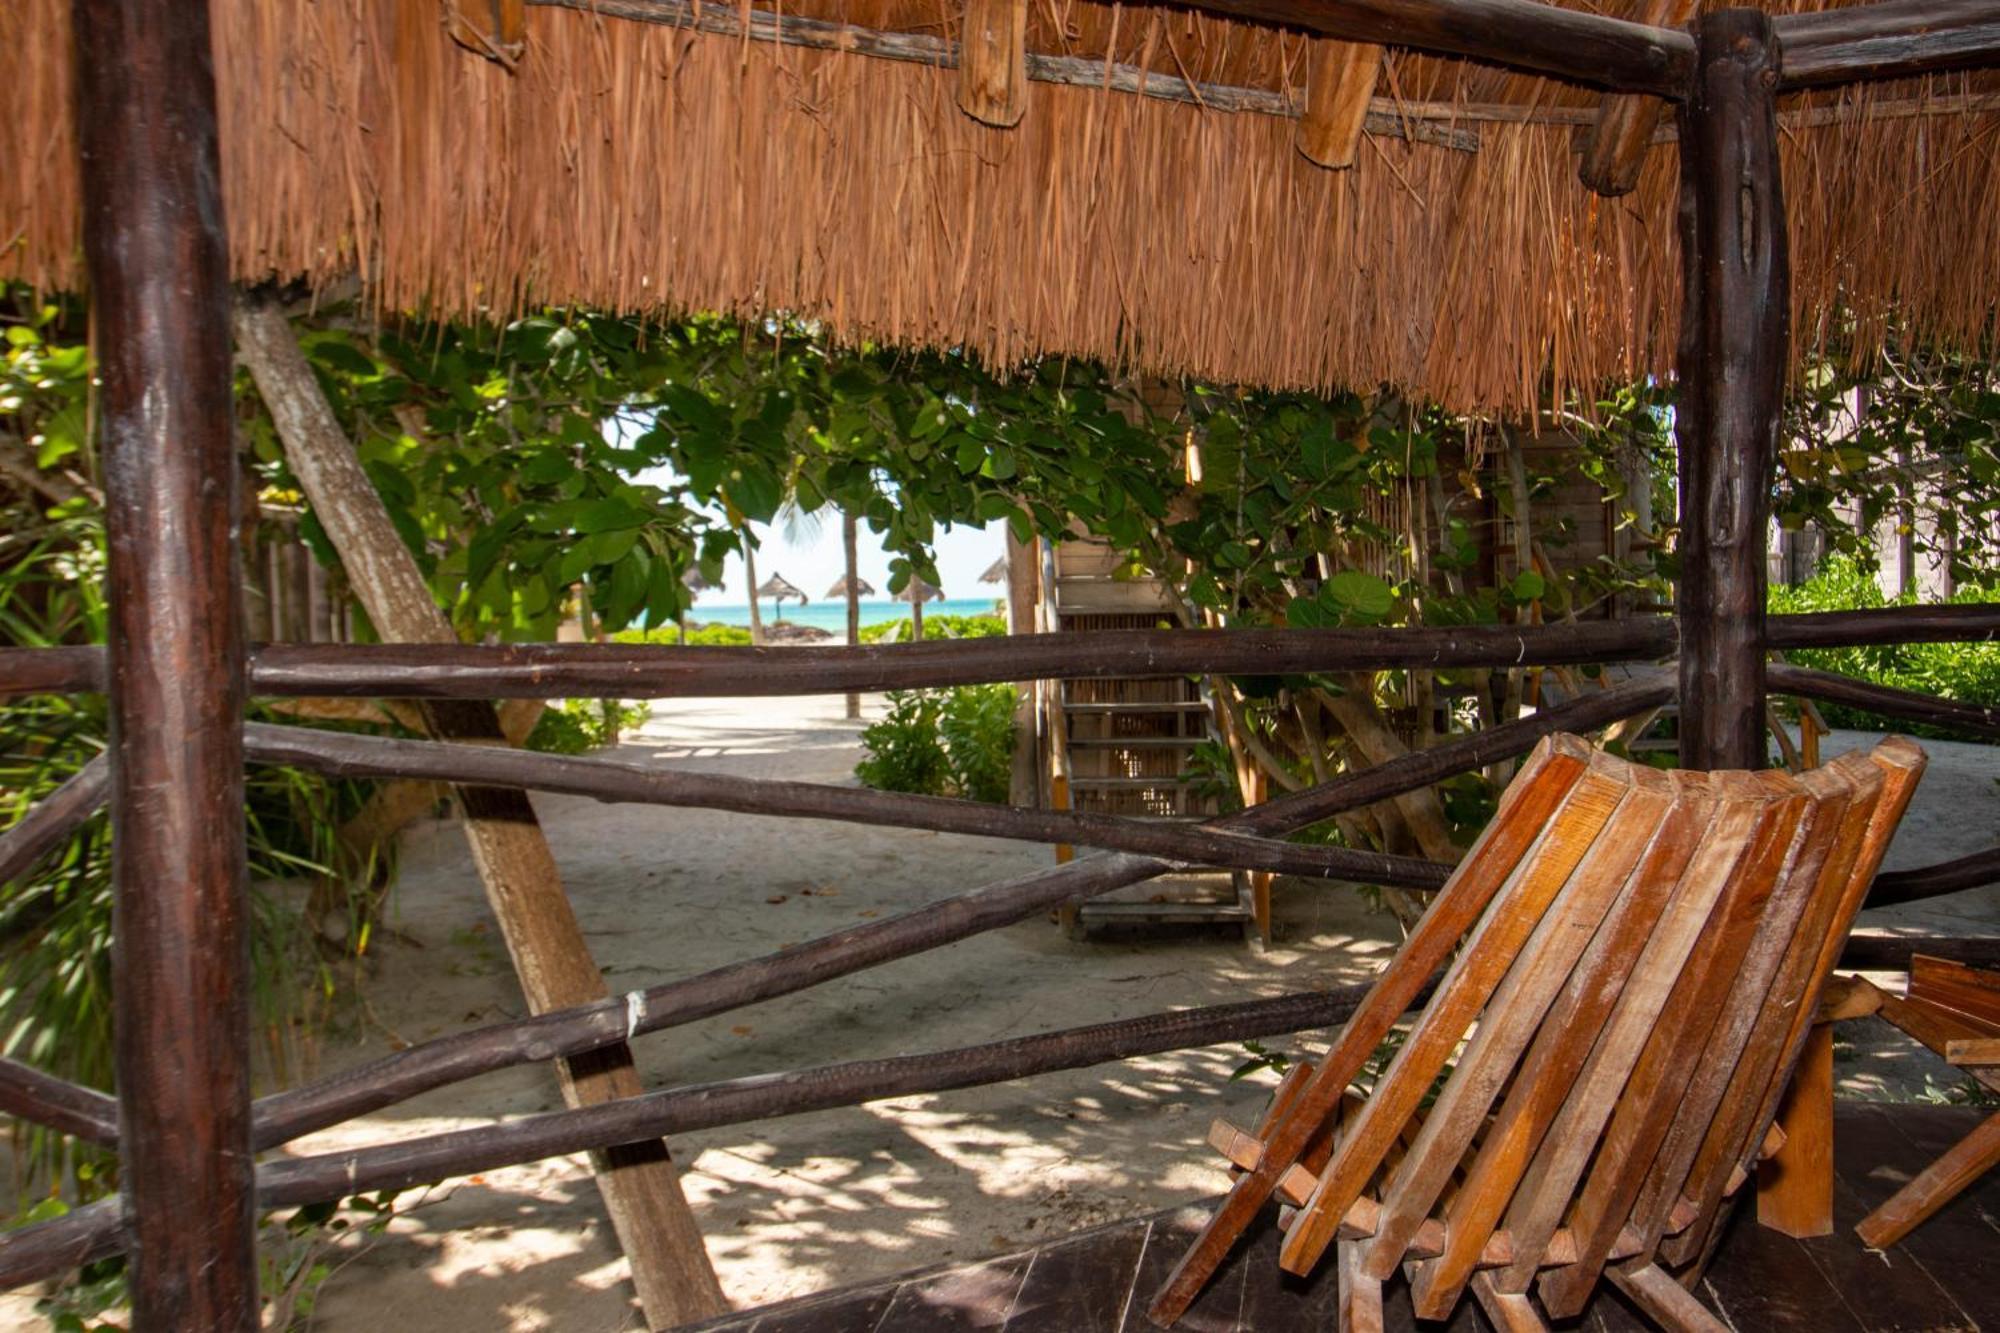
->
[856,685,1017,802]
[524,698,650,754]
[856,612,1006,644]
[1770,557,2000,742]
[612,622,754,647]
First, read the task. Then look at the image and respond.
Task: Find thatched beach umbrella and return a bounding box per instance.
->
[895,576,944,641]
[681,565,721,592]
[978,555,1007,584]
[756,571,808,623]
[825,573,875,599]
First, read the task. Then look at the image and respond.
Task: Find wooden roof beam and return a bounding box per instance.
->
[1184,0,1694,98]
[1297,41,1385,168]
[1775,0,2000,91]
[1578,0,1694,197]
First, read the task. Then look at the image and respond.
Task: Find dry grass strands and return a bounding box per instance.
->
[3,0,1997,414]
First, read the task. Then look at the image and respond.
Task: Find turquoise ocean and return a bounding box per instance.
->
[686,597,1003,633]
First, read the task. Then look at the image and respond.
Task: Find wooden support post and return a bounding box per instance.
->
[1005,529,1040,807]
[1674,8,1787,773]
[956,0,1027,127]
[1296,40,1383,169]
[72,0,257,1321]
[233,298,727,1326]
[1757,1021,1835,1236]
[842,509,862,720]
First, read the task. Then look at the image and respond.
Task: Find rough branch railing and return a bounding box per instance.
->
[3,604,1996,701]
[35,0,2000,1317]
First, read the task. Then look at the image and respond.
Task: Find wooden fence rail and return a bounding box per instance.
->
[4,605,1998,702]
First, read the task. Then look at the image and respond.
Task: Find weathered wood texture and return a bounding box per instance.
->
[1186,0,1693,97]
[72,0,256,1321]
[232,297,724,1324]
[244,723,1445,887]
[1768,663,2000,741]
[1296,40,1382,168]
[956,0,1027,126]
[1773,0,2000,90]
[7,606,2000,701]
[0,754,107,886]
[1674,9,1787,773]
[1869,846,2000,905]
[1578,0,1694,196]
[667,1105,1997,1332]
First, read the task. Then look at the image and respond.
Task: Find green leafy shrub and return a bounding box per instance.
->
[524,697,650,754]
[613,622,755,647]
[1770,557,2000,742]
[856,612,1006,644]
[856,685,1017,801]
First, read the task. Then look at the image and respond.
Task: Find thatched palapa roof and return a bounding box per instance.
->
[756,573,809,604]
[5,0,1995,413]
[895,577,946,604]
[826,574,877,598]
[978,556,1008,585]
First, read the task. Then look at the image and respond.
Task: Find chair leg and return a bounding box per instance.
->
[1470,1273,1549,1333]
[1609,1263,1729,1333]
[1337,1239,1383,1333]
[1757,1022,1835,1238]
[1856,1109,2000,1250]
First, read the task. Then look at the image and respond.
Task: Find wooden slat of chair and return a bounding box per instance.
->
[1536,773,1810,1318]
[1146,736,1597,1325]
[1360,763,1676,1282]
[1649,754,1885,1265]
[1406,776,1709,1319]
[1663,738,1928,1268]
[1277,760,1633,1277]
[1486,773,1766,1295]
[1610,760,1870,1262]
[1909,953,2000,1032]
[1854,1109,2000,1250]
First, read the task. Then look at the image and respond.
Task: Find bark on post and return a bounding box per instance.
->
[72,0,257,1321]
[232,297,727,1325]
[1674,9,1787,772]
[1004,530,1040,807]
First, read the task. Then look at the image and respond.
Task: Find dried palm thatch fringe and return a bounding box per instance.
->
[4,0,1996,414]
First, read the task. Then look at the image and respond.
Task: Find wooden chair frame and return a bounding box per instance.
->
[1150,733,1925,1331]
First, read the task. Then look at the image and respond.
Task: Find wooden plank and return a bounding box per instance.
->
[1855,1111,2000,1253]
[1697,1207,1865,1332]
[1607,1263,1727,1332]
[1296,41,1383,169]
[1773,0,2000,91]
[1001,1225,1150,1332]
[1280,759,1632,1277]
[1408,775,1705,1317]
[1338,1239,1384,1332]
[1364,764,1672,1280]
[1909,954,2000,1031]
[1672,7,1787,772]
[1536,775,1807,1318]
[1944,1038,2000,1065]
[1847,1105,2000,1329]
[1756,1025,1835,1237]
[1144,737,1592,1324]
[73,0,255,1319]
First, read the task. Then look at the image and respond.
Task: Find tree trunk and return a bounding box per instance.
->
[912,597,926,642]
[742,529,765,646]
[232,295,727,1326]
[1314,683,1460,864]
[843,510,861,718]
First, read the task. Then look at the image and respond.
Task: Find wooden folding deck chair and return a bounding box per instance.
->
[1149,732,1926,1331]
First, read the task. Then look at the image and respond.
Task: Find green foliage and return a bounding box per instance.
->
[1770,557,2000,741]
[855,685,1017,802]
[855,612,1006,643]
[523,698,650,754]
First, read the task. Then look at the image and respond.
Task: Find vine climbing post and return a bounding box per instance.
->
[72,0,257,1322]
[1674,8,1787,773]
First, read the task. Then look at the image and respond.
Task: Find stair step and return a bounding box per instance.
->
[1066,735,1203,748]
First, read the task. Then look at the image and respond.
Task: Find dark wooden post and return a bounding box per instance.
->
[72,0,257,1324]
[1674,8,1787,772]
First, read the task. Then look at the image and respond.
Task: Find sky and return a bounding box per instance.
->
[698,512,1005,607]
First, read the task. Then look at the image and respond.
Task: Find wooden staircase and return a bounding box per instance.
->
[1037,538,1269,945]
